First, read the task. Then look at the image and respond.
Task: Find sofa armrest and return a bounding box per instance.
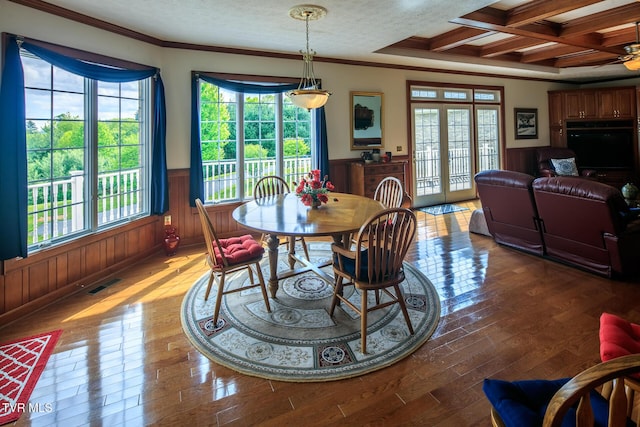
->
[539,168,555,177]
[606,222,640,276]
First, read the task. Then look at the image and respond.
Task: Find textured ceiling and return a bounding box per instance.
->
[15,0,640,82]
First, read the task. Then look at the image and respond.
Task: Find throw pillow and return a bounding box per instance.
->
[550,157,579,176]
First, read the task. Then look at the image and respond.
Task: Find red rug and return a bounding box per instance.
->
[0,330,62,425]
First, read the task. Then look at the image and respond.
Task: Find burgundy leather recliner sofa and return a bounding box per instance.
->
[474,169,544,256]
[475,170,640,278]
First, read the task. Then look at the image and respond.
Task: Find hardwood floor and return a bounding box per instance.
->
[3,199,640,426]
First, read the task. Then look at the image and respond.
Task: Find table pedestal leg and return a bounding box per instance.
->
[287,236,297,270]
[333,233,349,247]
[266,233,280,298]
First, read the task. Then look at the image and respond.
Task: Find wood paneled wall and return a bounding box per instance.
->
[505,147,541,176]
[163,169,245,246]
[0,165,345,324]
[1,153,506,324]
[0,215,162,324]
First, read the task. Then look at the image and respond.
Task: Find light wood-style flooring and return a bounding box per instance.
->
[3,199,640,426]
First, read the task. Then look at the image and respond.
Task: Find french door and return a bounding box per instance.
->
[411,101,501,207]
[412,104,476,206]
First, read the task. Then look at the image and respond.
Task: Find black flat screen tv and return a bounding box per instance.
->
[566,128,634,169]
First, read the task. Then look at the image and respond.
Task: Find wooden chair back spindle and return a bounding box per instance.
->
[373,176,404,208]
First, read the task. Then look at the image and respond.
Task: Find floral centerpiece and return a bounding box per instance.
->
[295,169,335,208]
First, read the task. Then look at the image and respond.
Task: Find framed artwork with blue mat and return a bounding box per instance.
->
[418,204,469,216]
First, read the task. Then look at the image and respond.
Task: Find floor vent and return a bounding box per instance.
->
[88,278,121,294]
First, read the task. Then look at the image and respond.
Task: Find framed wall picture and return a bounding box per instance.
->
[514,108,538,139]
[350,91,383,149]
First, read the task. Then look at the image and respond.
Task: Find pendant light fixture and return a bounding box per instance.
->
[287,5,331,110]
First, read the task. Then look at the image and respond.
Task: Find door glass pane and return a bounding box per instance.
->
[447,109,471,192]
[414,108,440,196]
[476,108,500,171]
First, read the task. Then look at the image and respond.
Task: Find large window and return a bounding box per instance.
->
[198,79,313,203]
[22,51,152,249]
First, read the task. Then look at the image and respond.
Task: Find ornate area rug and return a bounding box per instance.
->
[181,243,440,382]
[0,330,62,425]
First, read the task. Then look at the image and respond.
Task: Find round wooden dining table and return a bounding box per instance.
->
[232,192,384,298]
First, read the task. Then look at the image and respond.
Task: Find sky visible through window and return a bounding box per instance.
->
[23,53,137,126]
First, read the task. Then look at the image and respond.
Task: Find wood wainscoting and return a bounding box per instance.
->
[0,157,415,324]
[0,169,251,324]
[505,146,541,176]
[0,215,162,324]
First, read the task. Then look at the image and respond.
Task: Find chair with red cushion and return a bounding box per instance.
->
[195,198,271,325]
[599,312,640,416]
[600,312,640,364]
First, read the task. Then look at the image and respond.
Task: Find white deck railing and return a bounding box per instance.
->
[29,169,141,245]
[202,157,312,203]
[415,145,499,195]
[28,157,313,245]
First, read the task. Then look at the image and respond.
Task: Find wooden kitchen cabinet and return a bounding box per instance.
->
[548,87,638,147]
[548,91,564,127]
[563,90,598,120]
[548,91,564,147]
[598,87,636,119]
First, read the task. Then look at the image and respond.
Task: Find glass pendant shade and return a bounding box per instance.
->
[289,89,330,109]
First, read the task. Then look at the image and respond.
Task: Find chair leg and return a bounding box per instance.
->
[394,284,414,335]
[300,237,310,261]
[212,273,226,325]
[254,262,271,313]
[330,276,344,316]
[247,264,255,284]
[361,289,368,354]
[204,271,215,301]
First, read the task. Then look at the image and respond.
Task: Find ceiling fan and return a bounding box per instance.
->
[620,22,640,70]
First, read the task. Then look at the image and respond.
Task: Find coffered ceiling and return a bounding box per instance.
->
[9,0,640,82]
[380,0,640,79]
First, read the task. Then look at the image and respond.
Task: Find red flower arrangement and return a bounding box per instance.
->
[295,170,335,207]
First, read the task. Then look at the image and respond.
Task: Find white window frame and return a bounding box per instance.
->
[22,50,152,251]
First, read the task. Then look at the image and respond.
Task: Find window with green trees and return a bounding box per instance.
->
[199,81,313,203]
[22,51,151,249]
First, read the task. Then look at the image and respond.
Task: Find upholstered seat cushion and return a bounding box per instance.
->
[334,249,370,280]
[600,312,640,379]
[483,377,625,427]
[334,249,398,282]
[213,234,264,265]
